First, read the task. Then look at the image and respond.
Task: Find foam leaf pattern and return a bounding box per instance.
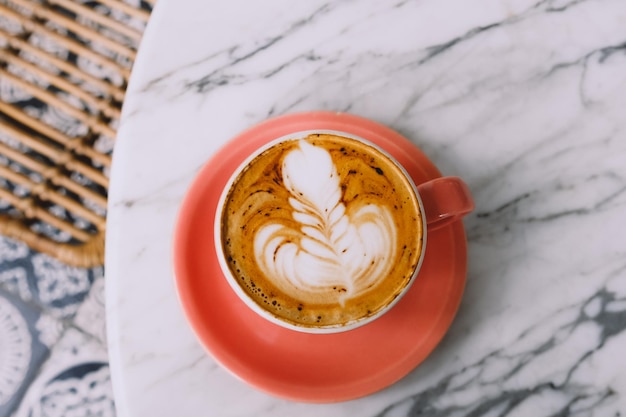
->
[254,140,397,305]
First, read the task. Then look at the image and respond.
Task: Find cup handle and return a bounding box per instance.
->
[417,177,474,232]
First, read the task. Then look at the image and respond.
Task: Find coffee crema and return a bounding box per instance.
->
[219,133,423,329]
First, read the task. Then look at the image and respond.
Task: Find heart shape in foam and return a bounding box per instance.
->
[254,140,397,305]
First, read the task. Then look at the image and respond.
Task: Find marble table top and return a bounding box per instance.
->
[105,0,626,415]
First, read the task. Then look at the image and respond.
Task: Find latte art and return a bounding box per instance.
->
[219,133,423,329]
[254,140,397,305]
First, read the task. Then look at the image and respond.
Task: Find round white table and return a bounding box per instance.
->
[106,0,626,415]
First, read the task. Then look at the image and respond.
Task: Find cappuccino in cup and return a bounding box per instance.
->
[216,132,425,332]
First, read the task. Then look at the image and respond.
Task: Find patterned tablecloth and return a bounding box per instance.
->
[0,237,111,417]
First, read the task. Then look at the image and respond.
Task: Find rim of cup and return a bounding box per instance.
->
[214,129,428,334]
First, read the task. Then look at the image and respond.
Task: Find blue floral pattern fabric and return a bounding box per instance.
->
[0,238,98,318]
[0,237,110,417]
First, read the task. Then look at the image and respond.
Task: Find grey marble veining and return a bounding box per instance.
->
[106,0,626,415]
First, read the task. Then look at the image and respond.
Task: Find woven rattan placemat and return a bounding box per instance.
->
[0,0,152,267]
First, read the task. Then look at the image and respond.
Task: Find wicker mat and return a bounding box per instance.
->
[0,0,152,267]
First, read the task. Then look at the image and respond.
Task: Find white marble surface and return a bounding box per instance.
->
[105,0,626,415]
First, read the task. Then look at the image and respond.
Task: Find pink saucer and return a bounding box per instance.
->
[173,112,467,403]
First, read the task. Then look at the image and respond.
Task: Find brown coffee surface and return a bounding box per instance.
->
[220,133,423,329]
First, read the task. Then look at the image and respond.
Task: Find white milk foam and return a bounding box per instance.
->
[254,140,397,305]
